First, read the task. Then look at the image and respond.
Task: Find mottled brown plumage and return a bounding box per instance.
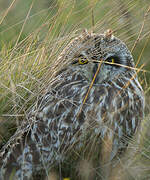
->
[0,30,144,180]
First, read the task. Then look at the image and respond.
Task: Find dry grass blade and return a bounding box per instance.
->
[131,6,150,53]
[77,60,103,117]
[0,0,17,25]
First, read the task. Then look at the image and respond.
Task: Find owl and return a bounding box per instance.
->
[0,29,144,180]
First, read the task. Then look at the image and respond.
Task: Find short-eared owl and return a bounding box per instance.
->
[0,29,144,180]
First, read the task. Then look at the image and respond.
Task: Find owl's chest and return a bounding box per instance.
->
[38,73,143,137]
[33,75,144,165]
[39,79,115,132]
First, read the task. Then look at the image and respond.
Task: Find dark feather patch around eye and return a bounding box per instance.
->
[106,56,121,67]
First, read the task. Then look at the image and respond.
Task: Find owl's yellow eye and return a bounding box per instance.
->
[78,57,88,65]
[111,58,115,64]
[106,57,117,65]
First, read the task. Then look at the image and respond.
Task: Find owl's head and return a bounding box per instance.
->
[58,29,135,83]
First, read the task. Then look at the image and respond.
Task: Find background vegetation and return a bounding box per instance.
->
[0,0,150,179]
